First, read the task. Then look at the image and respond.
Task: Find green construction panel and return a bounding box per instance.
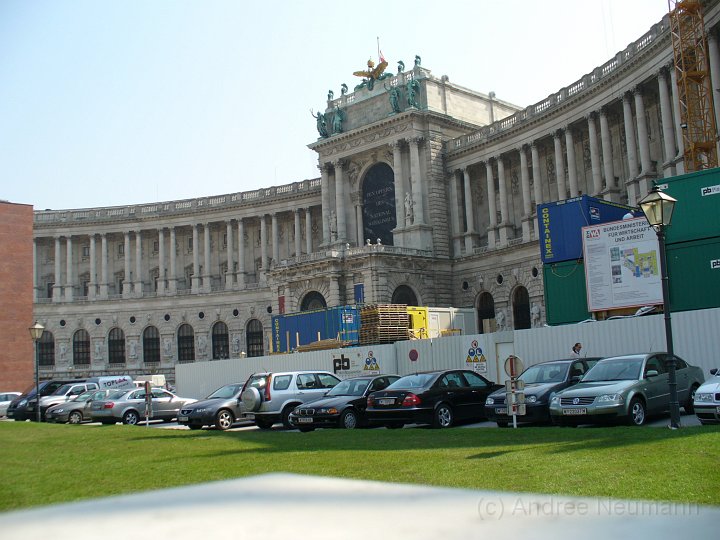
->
[543,259,591,325]
[654,168,720,245]
[666,236,720,312]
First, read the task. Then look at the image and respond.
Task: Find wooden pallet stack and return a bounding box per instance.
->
[359,304,410,344]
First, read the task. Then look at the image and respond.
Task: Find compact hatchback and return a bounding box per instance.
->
[91,387,196,425]
[240,371,341,429]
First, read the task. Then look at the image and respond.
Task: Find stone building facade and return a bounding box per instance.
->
[29,2,720,382]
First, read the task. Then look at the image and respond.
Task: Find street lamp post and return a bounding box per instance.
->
[638,186,680,429]
[28,321,45,423]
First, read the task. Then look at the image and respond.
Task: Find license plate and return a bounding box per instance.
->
[497,408,507,415]
[563,408,587,415]
[177,416,188,422]
[298,417,313,424]
[379,398,395,405]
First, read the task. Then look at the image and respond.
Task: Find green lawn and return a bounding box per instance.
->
[1,422,719,511]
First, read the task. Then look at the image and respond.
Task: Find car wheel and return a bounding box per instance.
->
[432,403,454,428]
[339,409,358,429]
[684,384,699,415]
[215,409,234,431]
[68,411,83,424]
[496,421,509,428]
[627,398,646,426]
[123,410,140,426]
[386,422,404,429]
[281,405,296,430]
[298,426,315,433]
[255,418,275,430]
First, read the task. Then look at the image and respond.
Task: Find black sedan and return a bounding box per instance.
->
[289,374,400,431]
[177,383,246,430]
[366,369,502,428]
[484,357,602,427]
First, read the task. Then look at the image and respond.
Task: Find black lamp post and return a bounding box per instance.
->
[28,321,45,423]
[638,186,680,429]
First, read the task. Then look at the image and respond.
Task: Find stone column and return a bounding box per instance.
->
[32,239,38,301]
[408,138,425,224]
[354,204,363,246]
[304,208,312,254]
[462,167,476,253]
[271,213,279,264]
[497,156,510,245]
[708,32,720,156]
[587,113,603,196]
[134,230,143,296]
[123,231,131,298]
[294,210,302,258]
[100,233,108,298]
[168,227,177,293]
[329,274,340,307]
[658,67,677,177]
[485,160,497,247]
[88,234,97,299]
[191,225,200,293]
[565,127,579,197]
[391,141,406,229]
[519,146,532,242]
[225,221,234,289]
[670,67,685,174]
[634,86,653,198]
[333,161,347,243]
[260,215,268,272]
[203,223,211,292]
[449,169,463,255]
[623,91,640,204]
[53,236,62,302]
[599,107,617,201]
[320,164,331,246]
[65,235,73,301]
[553,130,566,200]
[237,219,245,286]
[158,228,166,294]
[531,143,542,210]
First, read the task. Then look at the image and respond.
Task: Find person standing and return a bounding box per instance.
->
[570,343,583,357]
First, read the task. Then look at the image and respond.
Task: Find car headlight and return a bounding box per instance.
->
[694,393,713,402]
[54,408,65,413]
[525,395,537,404]
[486,397,495,405]
[597,393,624,403]
[18,399,27,407]
[316,407,338,415]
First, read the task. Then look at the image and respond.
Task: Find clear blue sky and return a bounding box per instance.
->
[1,0,669,210]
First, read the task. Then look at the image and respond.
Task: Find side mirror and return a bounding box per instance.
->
[646,370,659,378]
[710,368,718,376]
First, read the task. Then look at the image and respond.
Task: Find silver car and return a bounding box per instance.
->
[0,392,21,417]
[45,389,114,424]
[549,353,705,426]
[177,383,246,430]
[693,368,720,425]
[39,382,99,420]
[91,387,196,425]
[240,371,341,429]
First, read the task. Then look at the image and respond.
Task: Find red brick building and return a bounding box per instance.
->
[0,201,34,392]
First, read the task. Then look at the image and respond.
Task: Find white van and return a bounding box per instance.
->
[134,374,167,388]
[87,375,135,391]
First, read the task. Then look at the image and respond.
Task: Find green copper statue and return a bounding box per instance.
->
[311,109,329,138]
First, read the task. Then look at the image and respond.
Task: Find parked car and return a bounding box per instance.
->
[177,383,246,430]
[91,387,197,425]
[693,368,720,425]
[289,374,401,431]
[240,370,341,429]
[6,379,86,421]
[38,382,100,420]
[485,357,602,427]
[45,388,115,424]
[366,369,503,428]
[0,392,22,417]
[549,353,705,426]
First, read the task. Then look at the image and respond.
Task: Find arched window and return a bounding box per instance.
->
[39,330,55,366]
[512,286,531,330]
[212,321,229,359]
[177,323,195,363]
[300,291,326,311]
[246,319,264,357]
[477,292,495,334]
[361,162,396,245]
[73,329,90,365]
[391,285,418,306]
[108,328,126,364]
[143,326,160,364]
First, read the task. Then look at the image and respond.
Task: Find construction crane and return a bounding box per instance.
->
[668,0,718,171]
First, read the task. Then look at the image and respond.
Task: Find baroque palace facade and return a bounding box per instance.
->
[31,1,720,380]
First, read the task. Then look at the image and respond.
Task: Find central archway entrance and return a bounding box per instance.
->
[362,163,396,245]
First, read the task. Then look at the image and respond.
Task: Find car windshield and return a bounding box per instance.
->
[51,384,74,396]
[327,379,370,396]
[106,389,131,400]
[72,390,96,401]
[582,357,643,382]
[207,384,243,399]
[520,363,569,384]
[387,373,436,390]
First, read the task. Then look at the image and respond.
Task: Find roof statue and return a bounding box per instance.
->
[353,57,390,91]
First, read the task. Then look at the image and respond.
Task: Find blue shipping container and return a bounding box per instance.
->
[272,306,360,353]
[537,195,635,264]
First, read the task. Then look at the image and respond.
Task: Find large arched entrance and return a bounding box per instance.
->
[362,163,396,246]
[512,286,531,330]
[300,291,327,311]
[477,292,495,334]
[391,285,418,306]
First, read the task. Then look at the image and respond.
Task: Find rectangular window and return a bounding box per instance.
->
[187,237,193,251]
[223,233,227,247]
[118,243,124,255]
[47,282,54,298]
[82,245,90,257]
[82,281,90,297]
[153,240,159,253]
